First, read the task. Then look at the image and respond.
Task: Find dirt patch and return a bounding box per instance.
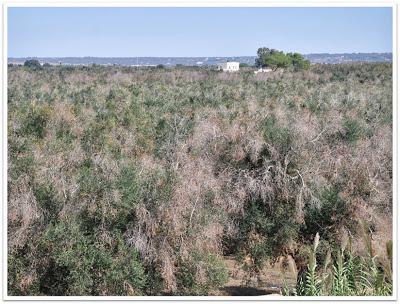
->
[216,257,297,296]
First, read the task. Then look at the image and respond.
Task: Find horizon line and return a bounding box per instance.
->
[8,52,394,59]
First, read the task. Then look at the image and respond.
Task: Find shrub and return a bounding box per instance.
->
[80,121,107,154]
[33,183,61,223]
[302,187,350,240]
[305,93,326,113]
[117,165,140,208]
[236,197,300,271]
[261,115,293,154]
[55,119,75,144]
[41,221,147,295]
[176,253,228,295]
[8,244,42,295]
[341,118,364,143]
[8,145,35,179]
[23,105,51,139]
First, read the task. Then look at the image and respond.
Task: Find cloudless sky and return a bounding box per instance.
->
[8,7,392,57]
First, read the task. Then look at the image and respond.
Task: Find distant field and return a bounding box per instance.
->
[7,52,392,66]
[8,64,392,296]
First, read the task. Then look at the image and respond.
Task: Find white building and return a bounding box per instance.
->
[254,68,272,74]
[218,61,240,72]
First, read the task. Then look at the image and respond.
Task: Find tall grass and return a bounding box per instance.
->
[284,228,392,296]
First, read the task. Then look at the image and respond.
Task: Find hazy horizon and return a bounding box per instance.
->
[7,51,394,59]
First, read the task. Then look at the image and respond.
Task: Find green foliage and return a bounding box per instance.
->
[24,59,42,69]
[42,221,147,295]
[305,95,325,113]
[256,48,291,70]
[288,232,393,296]
[23,105,51,139]
[80,120,109,154]
[176,253,229,295]
[8,245,39,295]
[261,115,293,154]
[330,248,356,295]
[78,159,112,202]
[56,119,76,144]
[116,164,174,229]
[256,48,310,71]
[33,183,61,223]
[234,196,300,274]
[287,53,311,71]
[117,165,140,208]
[303,187,350,239]
[342,118,364,143]
[8,138,35,179]
[298,234,323,296]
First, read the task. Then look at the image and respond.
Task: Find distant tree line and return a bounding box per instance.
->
[256,47,311,71]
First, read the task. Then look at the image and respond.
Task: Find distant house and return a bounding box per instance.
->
[218,61,240,72]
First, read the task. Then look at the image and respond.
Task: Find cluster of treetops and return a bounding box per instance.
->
[255,47,311,70]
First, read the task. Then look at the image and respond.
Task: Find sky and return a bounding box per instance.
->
[8,7,393,57]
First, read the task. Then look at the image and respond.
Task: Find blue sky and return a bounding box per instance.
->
[8,7,392,57]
